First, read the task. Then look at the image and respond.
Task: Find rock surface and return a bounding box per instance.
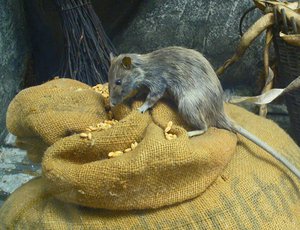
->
[0,145,41,207]
[113,0,265,89]
[24,0,266,90]
[0,0,30,143]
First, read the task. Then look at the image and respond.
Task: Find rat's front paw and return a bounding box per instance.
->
[138,105,149,113]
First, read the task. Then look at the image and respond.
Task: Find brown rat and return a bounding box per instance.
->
[108,46,300,179]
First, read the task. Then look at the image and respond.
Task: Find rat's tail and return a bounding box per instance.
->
[231,123,300,180]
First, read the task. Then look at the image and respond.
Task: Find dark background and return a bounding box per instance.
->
[24,0,266,88]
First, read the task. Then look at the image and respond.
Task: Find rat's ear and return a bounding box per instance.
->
[122,56,132,70]
[109,52,115,62]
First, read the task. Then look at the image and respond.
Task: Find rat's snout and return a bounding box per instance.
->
[109,89,123,107]
[110,100,116,107]
[109,96,120,107]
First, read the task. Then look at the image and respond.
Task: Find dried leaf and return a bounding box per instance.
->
[264,1,300,10]
[280,32,300,47]
[254,0,299,11]
[229,89,284,105]
[229,76,300,105]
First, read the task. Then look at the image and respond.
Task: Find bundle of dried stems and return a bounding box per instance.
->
[55,0,117,85]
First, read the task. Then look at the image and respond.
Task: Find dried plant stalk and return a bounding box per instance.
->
[254,0,300,11]
[259,28,274,117]
[283,76,300,93]
[276,5,300,29]
[216,13,274,75]
[54,0,117,85]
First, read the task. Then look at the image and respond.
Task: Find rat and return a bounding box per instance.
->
[108,46,300,180]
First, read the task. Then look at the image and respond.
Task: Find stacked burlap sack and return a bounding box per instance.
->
[1,78,300,229]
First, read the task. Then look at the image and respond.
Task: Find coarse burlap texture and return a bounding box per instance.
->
[1,78,300,229]
[5,78,237,210]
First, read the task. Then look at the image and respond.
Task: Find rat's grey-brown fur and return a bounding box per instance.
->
[108,46,232,133]
[108,46,300,179]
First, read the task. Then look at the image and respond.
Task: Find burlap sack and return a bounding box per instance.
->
[6,79,108,162]
[5,78,236,210]
[1,78,300,229]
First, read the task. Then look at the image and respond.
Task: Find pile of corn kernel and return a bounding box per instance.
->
[92,83,113,119]
[79,119,118,140]
[165,121,177,140]
[108,141,138,158]
[92,83,109,98]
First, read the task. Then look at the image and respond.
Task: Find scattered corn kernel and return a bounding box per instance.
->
[105,124,112,129]
[108,151,124,158]
[80,133,88,138]
[92,83,114,118]
[165,126,171,133]
[87,133,92,140]
[165,133,177,140]
[91,139,95,146]
[89,126,97,131]
[78,190,85,195]
[131,141,138,150]
[167,121,173,128]
[108,141,139,158]
[84,119,118,134]
[124,148,132,153]
[164,121,177,140]
[93,83,109,98]
[115,151,123,155]
[166,134,173,141]
[165,121,173,133]
[102,93,109,98]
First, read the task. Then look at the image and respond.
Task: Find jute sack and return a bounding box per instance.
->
[5,78,236,210]
[1,78,300,229]
[6,79,108,162]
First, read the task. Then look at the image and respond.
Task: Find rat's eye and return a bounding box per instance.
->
[115,79,122,85]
